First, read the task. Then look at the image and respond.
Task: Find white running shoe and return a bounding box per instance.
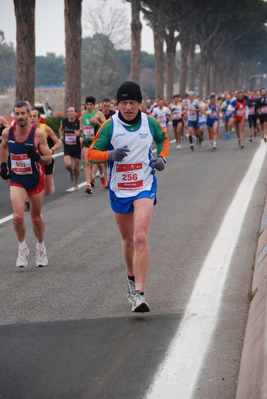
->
[241,142,244,149]
[190,143,194,151]
[213,142,217,149]
[127,277,137,306]
[176,143,181,150]
[73,183,79,191]
[50,178,55,195]
[209,140,213,148]
[16,246,29,268]
[131,291,150,313]
[36,246,48,267]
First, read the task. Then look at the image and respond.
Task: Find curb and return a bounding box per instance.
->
[236,200,267,399]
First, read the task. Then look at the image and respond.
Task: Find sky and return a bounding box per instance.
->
[0,0,155,56]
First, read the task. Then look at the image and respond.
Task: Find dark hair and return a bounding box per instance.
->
[33,108,41,117]
[85,96,96,105]
[102,98,111,103]
[173,94,180,98]
[67,106,77,112]
[260,88,266,92]
[210,95,216,99]
[13,101,31,113]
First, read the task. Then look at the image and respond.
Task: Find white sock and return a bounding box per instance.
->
[19,241,26,250]
[99,174,105,178]
[36,241,44,250]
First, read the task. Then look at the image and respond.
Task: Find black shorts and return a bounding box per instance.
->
[260,114,267,124]
[82,140,93,148]
[248,115,257,128]
[64,145,81,159]
[173,119,183,127]
[45,158,55,176]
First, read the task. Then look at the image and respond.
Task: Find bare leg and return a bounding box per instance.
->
[10,186,28,242]
[29,191,45,243]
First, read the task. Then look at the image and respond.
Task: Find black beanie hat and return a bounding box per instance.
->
[85,96,96,105]
[117,81,142,103]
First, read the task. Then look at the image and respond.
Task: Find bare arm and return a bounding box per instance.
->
[0,128,9,165]
[91,111,106,126]
[45,125,61,153]
[35,128,52,165]
[59,120,64,140]
[0,116,10,129]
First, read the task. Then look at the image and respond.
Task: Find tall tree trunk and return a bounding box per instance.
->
[206,57,211,96]
[64,0,82,113]
[154,28,164,98]
[198,49,207,99]
[14,0,35,105]
[179,37,189,97]
[166,32,177,101]
[188,31,195,92]
[130,0,142,84]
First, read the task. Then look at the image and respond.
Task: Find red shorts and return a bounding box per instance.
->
[234,116,246,122]
[10,178,45,195]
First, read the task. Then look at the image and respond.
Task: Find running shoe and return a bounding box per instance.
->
[127,277,137,306]
[229,132,232,138]
[100,176,108,189]
[213,142,217,149]
[209,141,213,148]
[69,169,74,182]
[249,137,253,142]
[131,291,150,313]
[238,139,241,147]
[264,136,267,143]
[90,178,96,187]
[85,185,93,194]
[73,183,79,191]
[176,144,181,150]
[50,178,55,195]
[190,143,194,151]
[80,162,85,170]
[16,246,29,268]
[36,246,48,267]
[241,142,244,148]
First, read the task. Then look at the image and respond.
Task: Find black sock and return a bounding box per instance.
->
[128,274,135,282]
[189,136,193,144]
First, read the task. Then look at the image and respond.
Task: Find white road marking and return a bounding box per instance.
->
[145,140,267,399]
[66,181,87,192]
[53,151,64,158]
[0,214,13,225]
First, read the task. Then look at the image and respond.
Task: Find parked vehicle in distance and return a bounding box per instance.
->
[34,101,54,118]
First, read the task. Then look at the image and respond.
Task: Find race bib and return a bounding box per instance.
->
[262,106,267,114]
[173,111,181,119]
[84,126,94,139]
[237,108,245,117]
[210,111,217,119]
[158,115,166,124]
[116,163,143,190]
[11,153,32,175]
[249,107,255,115]
[65,132,76,145]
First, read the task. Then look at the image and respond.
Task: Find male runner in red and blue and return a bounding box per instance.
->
[0,101,52,267]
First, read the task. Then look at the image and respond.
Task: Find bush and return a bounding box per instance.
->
[45,116,65,135]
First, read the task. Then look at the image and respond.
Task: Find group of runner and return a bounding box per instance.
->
[141,88,267,151]
[1,82,267,313]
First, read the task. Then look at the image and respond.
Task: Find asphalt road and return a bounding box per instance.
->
[0,126,267,398]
